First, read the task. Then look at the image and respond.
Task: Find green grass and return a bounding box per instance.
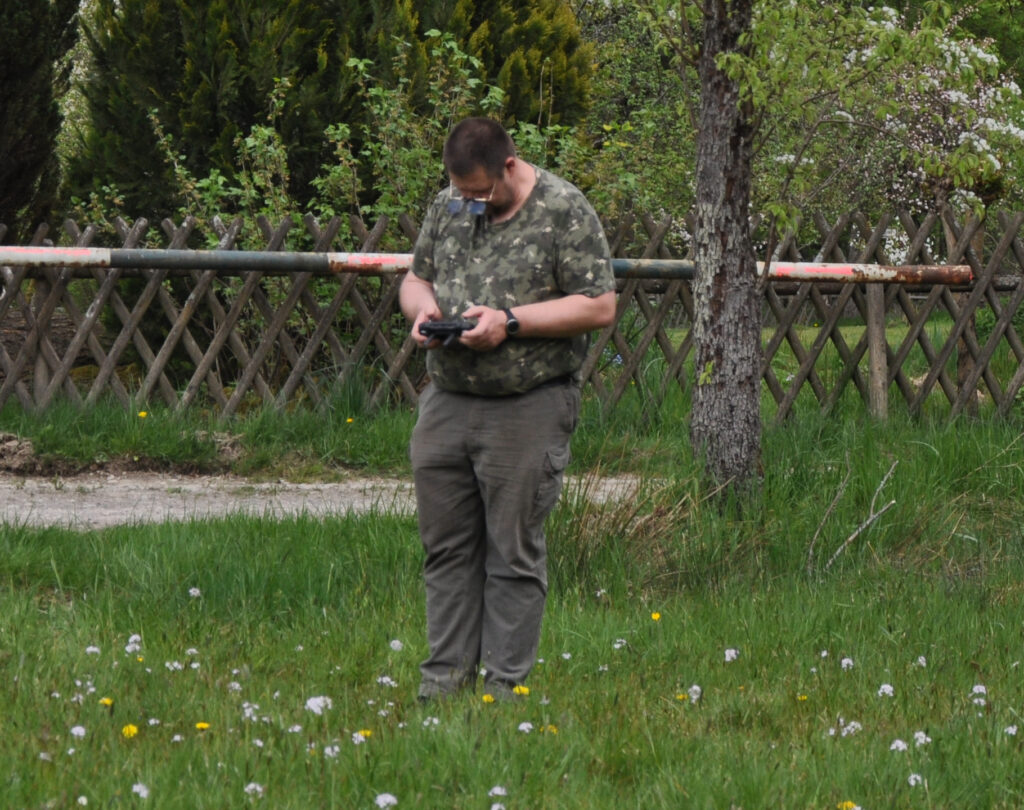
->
[3,403,1024,806]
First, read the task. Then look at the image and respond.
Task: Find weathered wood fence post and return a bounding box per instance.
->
[866,283,888,419]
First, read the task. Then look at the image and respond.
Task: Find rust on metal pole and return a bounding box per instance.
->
[765,261,972,285]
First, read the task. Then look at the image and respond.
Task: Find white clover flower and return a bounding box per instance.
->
[351,731,368,745]
[422,716,440,728]
[915,656,927,668]
[518,722,534,734]
[878,683,895,698]
[561,652,572,660]
[70,725,86,739]
[244,782,265,798]
[131,783,150,799]
[304,696,333,715]
[324,744,340,758]
[841,720,863,737]
[188,587,201,598]
[841,657,855,670]
[287,725,302,734]
[613,639,627,650]
[488,786,508,797]
[165,661,183,671]
[890,738,908,751]
[688,684,702,703]
[972,684,987,695]
[914,730,932,746]
[77,797,88,806]
[39,752,52,761]
[377,675,398,688]
[1005,725,1018,736]
[186,648,199,656]
[908,773,924,787]
[491,804,506,810]
[171,734,184,743]
[820,650,829,658]
[228,681,242,692]
[374,794,398,808]
[253,738,264,748]
[147,718,160,726]
[724,648,739,663]
[85,646,100,655]
[389,639,404,652]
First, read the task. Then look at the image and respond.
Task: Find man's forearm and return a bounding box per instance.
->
[399,272,439,321]
[509,291,617,338]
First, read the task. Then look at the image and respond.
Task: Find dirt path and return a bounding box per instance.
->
[0,471,417,531]
[0,470,640,531]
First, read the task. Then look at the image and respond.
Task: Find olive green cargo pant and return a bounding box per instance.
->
[410,380,580,699]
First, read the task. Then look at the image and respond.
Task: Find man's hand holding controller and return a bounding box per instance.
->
[418,317,478,347]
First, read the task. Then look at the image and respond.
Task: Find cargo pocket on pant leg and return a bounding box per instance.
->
[530,444,570,524]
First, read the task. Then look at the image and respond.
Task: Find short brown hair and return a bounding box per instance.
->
[442,118,515,179]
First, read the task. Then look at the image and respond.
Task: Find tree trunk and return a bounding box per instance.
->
[689,0,762,494]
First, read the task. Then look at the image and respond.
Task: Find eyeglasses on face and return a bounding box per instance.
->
[447,180,496,216]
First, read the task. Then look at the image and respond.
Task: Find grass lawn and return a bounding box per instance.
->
[2,394,1024,807]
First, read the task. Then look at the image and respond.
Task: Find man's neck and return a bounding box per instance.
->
[491,161,537,224]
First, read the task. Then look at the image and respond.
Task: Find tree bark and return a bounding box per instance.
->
[690,0,762,494]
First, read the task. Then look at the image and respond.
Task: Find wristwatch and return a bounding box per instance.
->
[503,307,520,336]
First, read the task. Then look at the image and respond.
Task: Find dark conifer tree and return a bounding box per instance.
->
[66,0,593,219]
[0,0,79,238]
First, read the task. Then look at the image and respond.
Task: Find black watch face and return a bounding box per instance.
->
[505,310,519,334]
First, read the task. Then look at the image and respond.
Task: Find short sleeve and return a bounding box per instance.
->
[554,193,615,297]
[411,195,445,283]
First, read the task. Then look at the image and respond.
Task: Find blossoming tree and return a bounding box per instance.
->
[637,0,1024,494]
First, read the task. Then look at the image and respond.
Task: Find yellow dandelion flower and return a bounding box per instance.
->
[482,694,495,704]
[544,724,558,734]
[357,729,372,738]
[122,724,139,738]
[138,411,148,419]
[797,694,808,702]
[99,697,114,707]
[195,722,210,731]
[675,693,689,701]
[136,656,144,663]
[512,685,530,696]
[346,417,354,423]
[837,802,860,810]
[651,612,661,622]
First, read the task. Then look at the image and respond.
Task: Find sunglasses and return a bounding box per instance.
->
[447,180,496,216]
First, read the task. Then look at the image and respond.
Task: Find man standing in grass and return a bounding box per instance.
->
[400,117,616,701]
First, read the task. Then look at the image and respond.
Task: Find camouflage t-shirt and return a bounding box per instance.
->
[411,166,615,396]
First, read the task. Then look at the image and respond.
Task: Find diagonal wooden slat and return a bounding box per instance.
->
[909,212,1024,414]
[1,209,1021,418]
[0,263,35,409]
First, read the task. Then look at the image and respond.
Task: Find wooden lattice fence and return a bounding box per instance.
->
[1,208,1023,422]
